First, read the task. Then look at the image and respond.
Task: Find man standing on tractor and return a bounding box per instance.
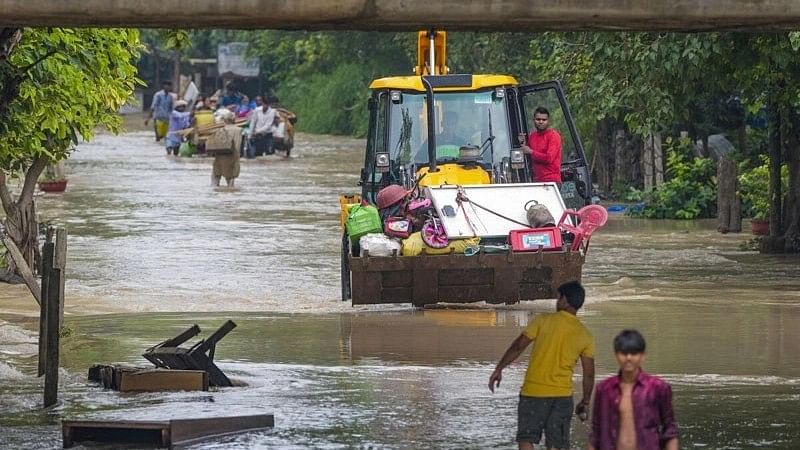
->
[521,106,562,183]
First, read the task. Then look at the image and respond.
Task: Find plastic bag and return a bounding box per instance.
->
[359,233,402,257]
[178,141,195,157]
[205,128,232,154]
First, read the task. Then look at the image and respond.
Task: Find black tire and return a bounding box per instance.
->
[341,232,351,301]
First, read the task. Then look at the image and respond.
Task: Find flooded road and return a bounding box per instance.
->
[1,131,800,448]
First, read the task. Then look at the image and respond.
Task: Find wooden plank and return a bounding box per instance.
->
[38,242,54,377]
[149,324,201,350]
[0,227,41,305]
[44,267,61,407]
[193,320,236,355]
[62,420,170,448]
[54,227,67,328]
[118,370,208,392]
[170,414,275,446]
[62,414,274,448]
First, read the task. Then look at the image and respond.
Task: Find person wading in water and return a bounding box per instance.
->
[489,281,595,450]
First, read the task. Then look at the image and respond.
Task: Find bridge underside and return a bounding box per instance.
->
[1,0,800,30]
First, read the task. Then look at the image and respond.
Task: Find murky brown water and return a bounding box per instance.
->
[1,131,800,448]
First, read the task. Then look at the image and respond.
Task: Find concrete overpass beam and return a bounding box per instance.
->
[1,0,799,30]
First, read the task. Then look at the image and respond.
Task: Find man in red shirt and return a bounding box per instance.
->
[522,107,562,183]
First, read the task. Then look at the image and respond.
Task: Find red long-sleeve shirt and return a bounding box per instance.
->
[527,128,562,183]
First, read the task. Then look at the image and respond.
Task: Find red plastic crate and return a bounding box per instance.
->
[509,227,563,252]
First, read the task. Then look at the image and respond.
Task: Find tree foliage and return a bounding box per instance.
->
[627,137,717,219]
[0,27,142,288]
[1,28,142,171]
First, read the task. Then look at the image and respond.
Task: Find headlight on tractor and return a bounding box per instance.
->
[376,152,391,172]
[510,149,525,169]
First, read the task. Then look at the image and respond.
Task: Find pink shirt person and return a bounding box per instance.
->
[590,370,679,450]
[590,329,679,450]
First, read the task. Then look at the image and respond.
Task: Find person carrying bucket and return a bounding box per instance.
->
[145,81,174,142]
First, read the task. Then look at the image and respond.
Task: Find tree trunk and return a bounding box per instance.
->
[781,108,800,252]
[628,135,643,189]
[613,129,627,188]
[1,156,47,295]
[4,199,38,272]
[769,105,783,237]
[653,133,664,186]
[717,157,741,233]
[593,118,615,196]
[643,133,654,191]
[760,102,799,254]
[784,158,800,252]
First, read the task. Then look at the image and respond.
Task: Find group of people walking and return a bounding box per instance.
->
[145,80,295,187]
[490,281,678,450]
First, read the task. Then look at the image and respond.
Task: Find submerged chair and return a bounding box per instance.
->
[557,204,609,252]
[142,320,237,387]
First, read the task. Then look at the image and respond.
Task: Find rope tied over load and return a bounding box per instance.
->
[454,185,531,230]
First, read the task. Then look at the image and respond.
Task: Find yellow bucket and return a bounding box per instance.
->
[155,120,168,139]
[195,111,215,128]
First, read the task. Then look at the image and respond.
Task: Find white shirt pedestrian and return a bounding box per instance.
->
[249,106,275,136]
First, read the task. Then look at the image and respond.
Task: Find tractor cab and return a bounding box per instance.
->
[360,75,592,210]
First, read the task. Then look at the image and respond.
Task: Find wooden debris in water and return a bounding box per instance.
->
[143,320,237,387]
[88,364,208,392]
[62,414,274,448]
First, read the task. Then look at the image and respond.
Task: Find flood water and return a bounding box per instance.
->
[1,130,800,449]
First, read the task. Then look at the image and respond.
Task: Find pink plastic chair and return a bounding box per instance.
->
[557,205,609,252]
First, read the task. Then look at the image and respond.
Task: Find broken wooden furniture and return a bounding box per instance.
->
[88,365,208,392]
[142,320,237,387]
[62,414,274,448]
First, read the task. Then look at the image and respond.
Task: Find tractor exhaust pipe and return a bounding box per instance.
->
[421,76,437,173]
